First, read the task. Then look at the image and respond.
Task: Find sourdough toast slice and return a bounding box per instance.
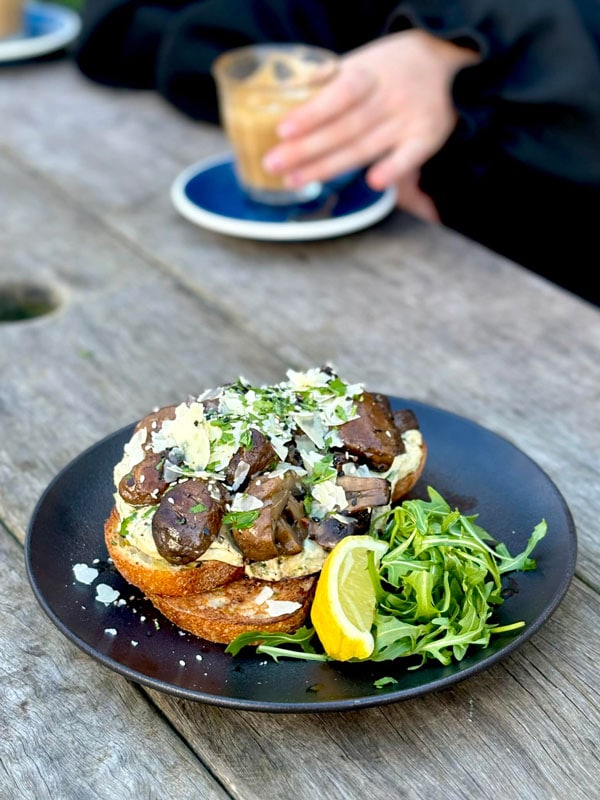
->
[104,507,243,597]
[148,575,317,644]
[391,438,427,503]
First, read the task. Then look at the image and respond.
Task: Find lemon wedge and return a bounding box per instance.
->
[311,535,388,661]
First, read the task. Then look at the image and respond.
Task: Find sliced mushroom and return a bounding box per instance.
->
[284,440,304,468]
[308,512,368,550]
[275,517,308,555]
[285,494,305,522]
[336,392,402,470]
[118,451,169,505]
[152,479,225,565]
[225,428,277,488]
[231,472,305,561]
[337,475,391,513]
[273,494,308,555]
[134,404,178,447]
[392,408,419,436]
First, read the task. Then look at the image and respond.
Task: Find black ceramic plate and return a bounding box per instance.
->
[25,399,577,712]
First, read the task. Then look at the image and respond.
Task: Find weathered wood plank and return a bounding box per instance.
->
[0,60,222,211]
[0,523,230,800]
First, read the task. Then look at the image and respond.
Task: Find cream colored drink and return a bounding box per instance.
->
[212,44,338,205]
[0,0,24,39]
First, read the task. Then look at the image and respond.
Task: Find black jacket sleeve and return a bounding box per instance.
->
[74,0,398,122]
[388,0,600,185]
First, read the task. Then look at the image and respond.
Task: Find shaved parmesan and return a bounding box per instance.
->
[254,586,274,605]
[73,563,98,585]
[95,584,120,605]
[266,599,302,617]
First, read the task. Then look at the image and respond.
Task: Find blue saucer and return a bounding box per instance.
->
[0,2,81,63]
[170,154,397,241]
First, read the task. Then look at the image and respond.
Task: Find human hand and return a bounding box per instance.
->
[262,30,479,221]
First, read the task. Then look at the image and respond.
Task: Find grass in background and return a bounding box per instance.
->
[53,0,84,10]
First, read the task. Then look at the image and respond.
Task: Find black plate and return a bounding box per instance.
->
[25,399,577,712]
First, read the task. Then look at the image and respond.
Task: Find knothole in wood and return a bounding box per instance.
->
[0,282,61,323]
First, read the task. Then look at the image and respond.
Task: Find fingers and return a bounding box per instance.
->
[262,66,378,184]
[366,137,435,190]
[276,64,374,139]
[388,170,441,223]
[264,103,390,187]
[265,116,436,192]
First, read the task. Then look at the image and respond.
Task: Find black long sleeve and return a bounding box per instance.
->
[74,0,398,121]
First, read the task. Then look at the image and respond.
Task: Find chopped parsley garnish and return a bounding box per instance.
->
[118,513,135,538]
[304,455,336,485]
[328,377,349,396]
[222,509,261,529]
[239,429,253,448]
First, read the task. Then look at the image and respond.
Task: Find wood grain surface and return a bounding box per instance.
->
[1,58,598,800]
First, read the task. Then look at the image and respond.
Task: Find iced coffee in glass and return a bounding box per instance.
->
[212,44,338,205]
[0,0,24,39]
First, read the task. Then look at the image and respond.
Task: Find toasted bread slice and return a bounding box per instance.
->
[391,438,427,503]
[104,507,243,597]
[148,575,317,644]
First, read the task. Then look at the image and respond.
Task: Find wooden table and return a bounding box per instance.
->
[1,53,599,800]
